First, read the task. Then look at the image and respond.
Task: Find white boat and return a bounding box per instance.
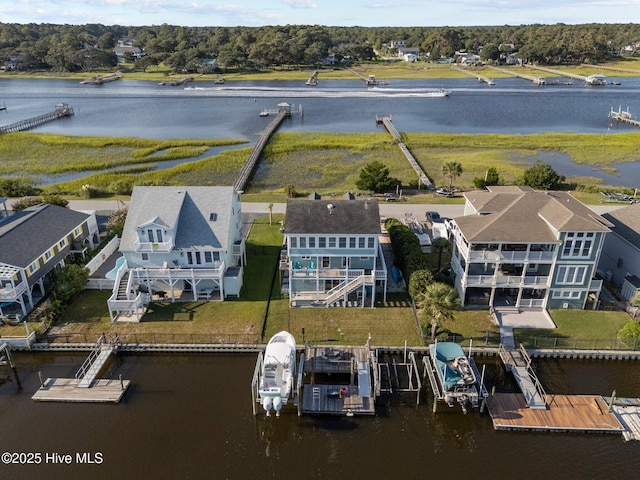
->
[259,331,296,417]
[428,88,450,97]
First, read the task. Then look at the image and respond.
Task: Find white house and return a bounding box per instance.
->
[107,186,246,321]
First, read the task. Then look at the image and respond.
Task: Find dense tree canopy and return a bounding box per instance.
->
[521,160,564,190]
[1,22,639,72]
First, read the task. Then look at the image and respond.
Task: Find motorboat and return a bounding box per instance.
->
[428,88,450,97]
[259,331,296,417]
[427,341,485,412]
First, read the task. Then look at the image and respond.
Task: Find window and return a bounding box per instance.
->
[319,237,326,248]
[309,237,316,248]
[27,261,38,275]
[358,238,365,248]
[339,237,346,248]
[322,256,330,268]
[156,229,163,243]
[367,238,375,248]
[562,232,594,258]
[290,237,297,248]
[552,290,581,299]
[329,237,336,248]
[349,238,356,248]
[44,249,53,262]
[141,253,149,261]
[204,252,212,263]
[299,237,306,248]
[73,226,82,238]
[556,265,587,285]
[58,238,68,250]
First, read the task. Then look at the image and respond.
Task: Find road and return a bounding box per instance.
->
[5,198,622,220]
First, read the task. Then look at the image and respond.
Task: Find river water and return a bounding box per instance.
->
[1,76,640,187]
[1,352,639,479]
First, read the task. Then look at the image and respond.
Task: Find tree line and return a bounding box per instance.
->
[1,22,640,73]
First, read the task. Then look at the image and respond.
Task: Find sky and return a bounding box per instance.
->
[1,0,639,27]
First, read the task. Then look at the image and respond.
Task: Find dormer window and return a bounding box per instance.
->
[147,228,163,243]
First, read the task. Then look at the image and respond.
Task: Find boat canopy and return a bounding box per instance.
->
[434,342,465,362]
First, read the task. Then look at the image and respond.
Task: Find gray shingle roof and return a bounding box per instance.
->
[602,203,640,249]
[0,204,89,268]
[120,186,237,252]
[285,200,380,235]
[457,188,611,243]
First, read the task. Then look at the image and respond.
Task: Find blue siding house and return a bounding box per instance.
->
[283,199,387,307]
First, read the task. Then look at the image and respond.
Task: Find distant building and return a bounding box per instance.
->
[113,39,144,63]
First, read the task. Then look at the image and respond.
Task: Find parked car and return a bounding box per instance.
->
[426,211,442,223]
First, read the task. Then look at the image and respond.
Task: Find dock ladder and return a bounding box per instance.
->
[75,335,119,388]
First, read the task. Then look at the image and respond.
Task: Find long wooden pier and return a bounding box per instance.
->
[451,65,495,85]
[486,65,546,85]
[79,71,122,85]
[347,68,378,86]
[233,106,289,191]
[0,103,74,133]
[377,115,433,189]
[525,64,607,85]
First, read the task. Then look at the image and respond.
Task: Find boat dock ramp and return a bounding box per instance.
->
[0,103,74,133]
[347,68,380,86]
[450,65,495,85]
[306,70,318,86]
[377,115,433,189]
[31,334,129,403]
[486,65,546,85]
[609,106,640,128]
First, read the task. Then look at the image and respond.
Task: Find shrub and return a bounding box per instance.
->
[619,321,640,347]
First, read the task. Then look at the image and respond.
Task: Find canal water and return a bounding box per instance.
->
[1,352,639,479]
[2,76,640,187]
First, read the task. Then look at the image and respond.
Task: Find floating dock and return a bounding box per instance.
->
[31,335,129,403]
[0,103,74,133]
[377,115,433,189]
[608,397,640,441]
[488,393,625,434]
[347,68,379,86]
[451,65,495,85]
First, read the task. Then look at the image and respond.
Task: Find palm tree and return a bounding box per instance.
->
[416,282,459,340]
[432,237,451,273]
[441,161,463,193]
[268,203,274,225]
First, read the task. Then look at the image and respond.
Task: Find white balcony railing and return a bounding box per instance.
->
[131,262,225,281]
[464,274,550,288]
[134,238,175,253]
[466,249,555,263]
[0,282,28,301]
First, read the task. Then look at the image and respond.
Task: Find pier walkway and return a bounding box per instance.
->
[377,115,433,189]
[233,109,288,192]
[486,65,546,85]
[451,65,495,85]
[0,103,74,133]
[525,64,607,85]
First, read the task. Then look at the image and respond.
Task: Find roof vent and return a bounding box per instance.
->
[209,213,218,221]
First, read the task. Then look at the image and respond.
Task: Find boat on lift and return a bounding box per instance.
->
[259,331,296,417]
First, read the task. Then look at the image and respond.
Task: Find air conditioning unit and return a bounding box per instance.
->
[562,302,569,309]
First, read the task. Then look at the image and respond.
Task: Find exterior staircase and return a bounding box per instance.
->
[325,275,366,306]
[116,271,130,300]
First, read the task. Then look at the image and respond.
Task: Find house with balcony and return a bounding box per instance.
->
[282,199,387,308]
[108,186,246,321]
[0,200,99,318]
[599,203,640,302]
[449,186,611,310]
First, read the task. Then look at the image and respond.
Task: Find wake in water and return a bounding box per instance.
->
[183,85,451,98]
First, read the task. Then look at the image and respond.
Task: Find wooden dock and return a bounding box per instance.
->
[486,65,546,85]
[347,68,378,86]
[488,393,625,434]
[498,343,547,409]
[0,103,74,133]
[300,345,376,415]
[609,106,640,127]
[451,65,495,85]
[608,397,640,441]
[377,115,433,189]
[233,106,289,192]
[32,377,130,403]
[79,71,122,85]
